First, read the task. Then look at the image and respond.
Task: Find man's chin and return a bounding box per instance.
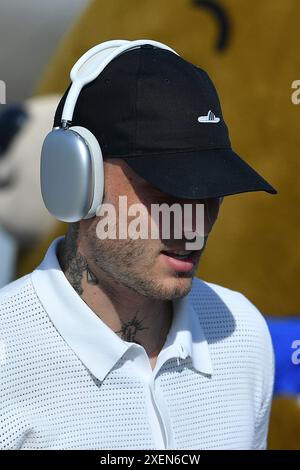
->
[155,275,194,300]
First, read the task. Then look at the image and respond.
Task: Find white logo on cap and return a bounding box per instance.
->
[198,110,220,123]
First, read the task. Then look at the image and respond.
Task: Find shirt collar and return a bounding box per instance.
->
[31,236,213,381]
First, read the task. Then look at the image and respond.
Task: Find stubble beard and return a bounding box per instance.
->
[86,229,195,301]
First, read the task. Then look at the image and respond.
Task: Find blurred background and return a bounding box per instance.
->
[0,0,299,449]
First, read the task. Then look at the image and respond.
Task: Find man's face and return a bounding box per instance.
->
[80,158,221,300]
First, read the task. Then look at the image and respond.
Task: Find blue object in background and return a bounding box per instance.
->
[266,317,300,396]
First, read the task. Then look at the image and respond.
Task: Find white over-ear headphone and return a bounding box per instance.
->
[40,39,179,223]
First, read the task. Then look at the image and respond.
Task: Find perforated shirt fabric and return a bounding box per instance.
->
[0,236,274,450]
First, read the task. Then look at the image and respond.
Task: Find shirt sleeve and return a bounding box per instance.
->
[252,314,275,450]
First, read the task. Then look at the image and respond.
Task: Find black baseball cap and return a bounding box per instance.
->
[54,44,277,199]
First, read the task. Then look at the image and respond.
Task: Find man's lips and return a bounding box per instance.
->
[160,249,201,272]
[161,249,194,258]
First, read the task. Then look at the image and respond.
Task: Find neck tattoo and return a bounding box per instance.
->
[115,313,149,344]
[58,224,98,296]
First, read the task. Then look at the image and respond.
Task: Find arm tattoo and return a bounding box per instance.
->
[115,313,149,344]
[58,223,98,296]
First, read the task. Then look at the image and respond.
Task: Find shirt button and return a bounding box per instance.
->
[178,344,186,358]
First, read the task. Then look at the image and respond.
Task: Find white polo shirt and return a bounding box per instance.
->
[0,236,274,450]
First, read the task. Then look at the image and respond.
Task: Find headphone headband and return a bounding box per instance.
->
[61,39,179,125]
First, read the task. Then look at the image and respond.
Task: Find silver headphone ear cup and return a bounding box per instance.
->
[68,126,104,219]
[41,126,103,222]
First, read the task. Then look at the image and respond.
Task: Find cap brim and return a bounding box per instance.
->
[122,148,277,199]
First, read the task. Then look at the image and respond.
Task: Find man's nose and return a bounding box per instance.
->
[178,198,221,237]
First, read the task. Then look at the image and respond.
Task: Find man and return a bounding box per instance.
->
[0,42,276,450]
